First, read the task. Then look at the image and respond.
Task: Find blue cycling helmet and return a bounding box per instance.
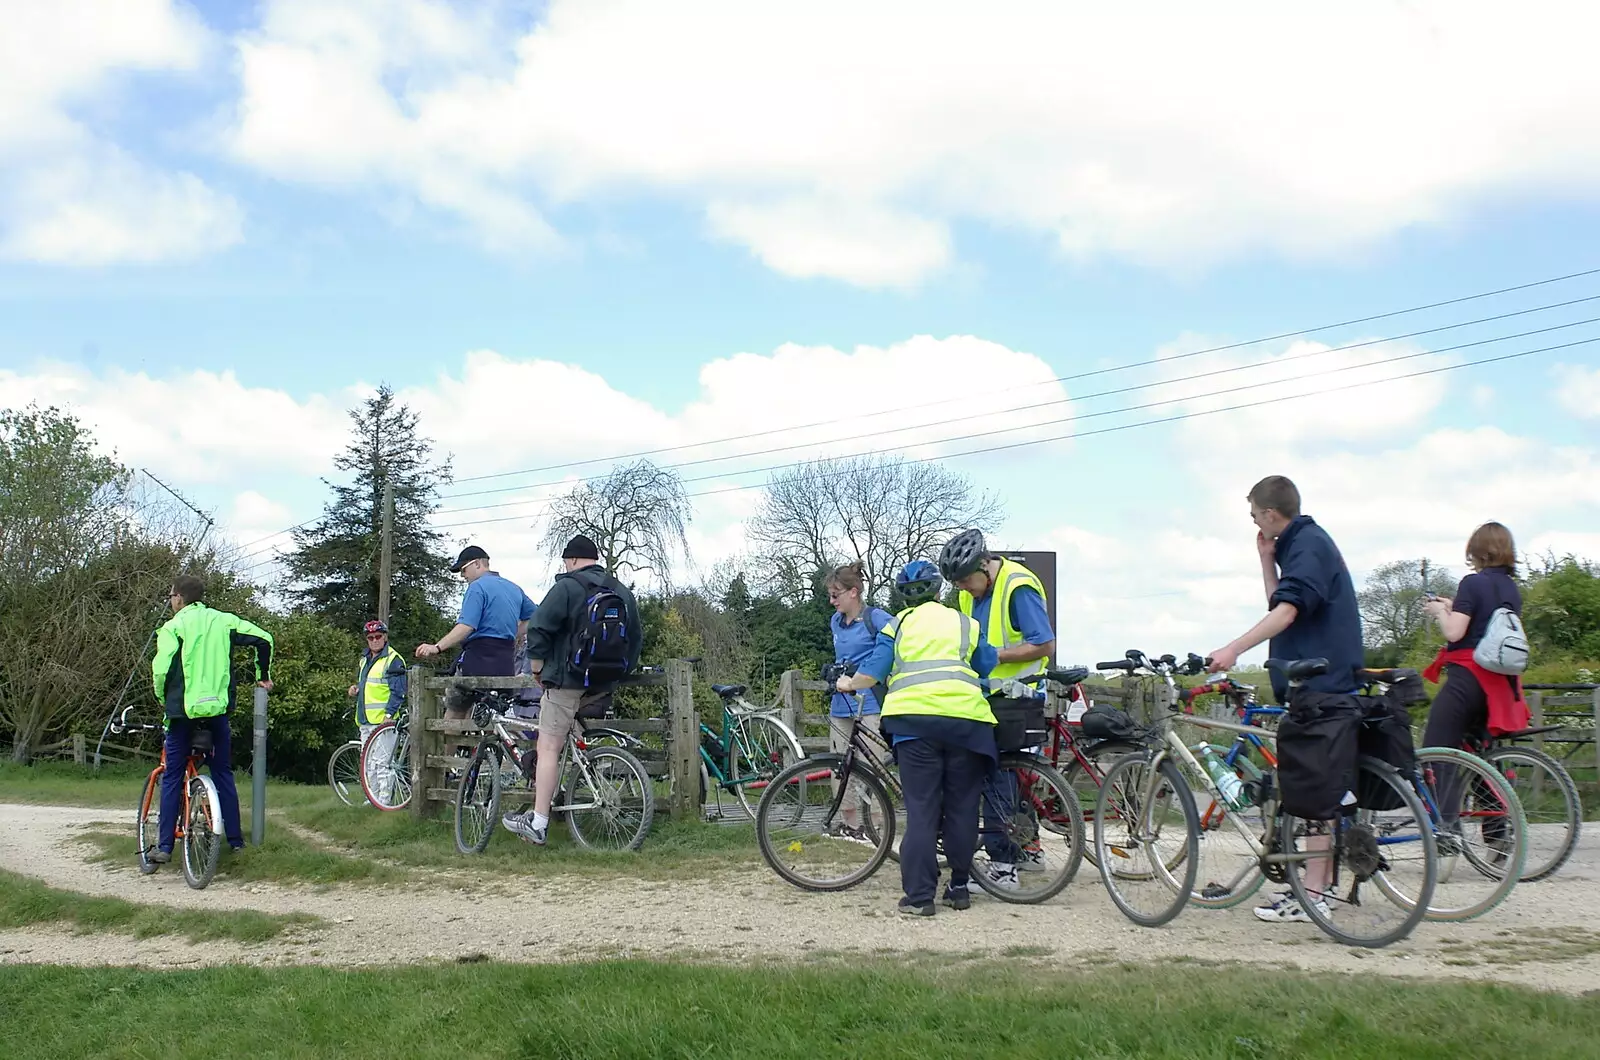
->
[896,559,943,604]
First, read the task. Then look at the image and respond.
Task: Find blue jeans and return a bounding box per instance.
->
[159,716,243,852]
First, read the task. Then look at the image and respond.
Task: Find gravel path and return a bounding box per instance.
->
[3,803,1597,992]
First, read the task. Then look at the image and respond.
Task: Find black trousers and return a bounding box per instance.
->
[1421,665,1500,835]
[895,737,988,904]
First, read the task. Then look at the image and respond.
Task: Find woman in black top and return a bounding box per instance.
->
[1420,521,1522,751]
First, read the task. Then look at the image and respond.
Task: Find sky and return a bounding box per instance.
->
[3,0,1600,667]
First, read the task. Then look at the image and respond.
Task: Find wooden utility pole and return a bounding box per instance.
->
[378,477,394,625]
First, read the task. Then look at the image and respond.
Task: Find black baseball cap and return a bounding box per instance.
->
[449,545,489,572]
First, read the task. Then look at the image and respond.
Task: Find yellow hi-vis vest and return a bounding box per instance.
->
[958,557,1050,683]
[880,603,996,725]
[356,646,403,725]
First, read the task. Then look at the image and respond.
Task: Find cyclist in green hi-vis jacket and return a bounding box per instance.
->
[149,575,274,864]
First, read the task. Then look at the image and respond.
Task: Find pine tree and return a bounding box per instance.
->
[284,386,455,650]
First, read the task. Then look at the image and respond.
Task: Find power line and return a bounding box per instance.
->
[443,266,1600,491]
[422,333,1595,533]
[429,316,1600,521]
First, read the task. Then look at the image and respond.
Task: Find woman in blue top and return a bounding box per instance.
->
[826,562,894,841]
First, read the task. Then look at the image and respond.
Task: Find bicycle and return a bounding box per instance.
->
[327,739,367,806]
[755,674,1085,904]
[1092,651,1438,948]
[359,703,412,811]
[697,682,805,820]
[116,707,226,890]
[1349,668,1528,921]
[453,699,656,854]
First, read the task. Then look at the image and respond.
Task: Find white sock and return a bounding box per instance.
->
[532,812,549,831]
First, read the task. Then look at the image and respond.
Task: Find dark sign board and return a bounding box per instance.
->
[999,550,1057,665]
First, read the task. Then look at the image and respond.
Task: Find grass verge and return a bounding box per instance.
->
[0,868,320,944]
[1,960,1598,1059]
[78,828,404,887]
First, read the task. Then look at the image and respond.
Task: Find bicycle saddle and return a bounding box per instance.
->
[1045,666,1090,685]
[711,684,747,698]
[190,729,215,754]
[1356,667,1420,685]
[1264,657,1329,681]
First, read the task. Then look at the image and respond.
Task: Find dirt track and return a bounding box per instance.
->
[2,803,1597,992]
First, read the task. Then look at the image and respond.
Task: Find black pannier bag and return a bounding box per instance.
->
[1275,690,1361,820]
[990,697,1049,753]
[1356,693,1417,810]
[1080,702,1138,741]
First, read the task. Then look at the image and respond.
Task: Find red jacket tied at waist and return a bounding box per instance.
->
[1423,648,1530,736]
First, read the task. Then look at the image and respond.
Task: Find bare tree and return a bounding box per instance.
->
[541,460,692,584]
[1358,558,1458,652]
[748,454,1003,604]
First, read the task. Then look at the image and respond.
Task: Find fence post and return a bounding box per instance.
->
[409,666,442,821]
[777,669,801,736]
[252,686,268,846]
[1592,686,1600,776]
[1528,690,1545,756]
[666,658,699,820]
[73,733,86,766]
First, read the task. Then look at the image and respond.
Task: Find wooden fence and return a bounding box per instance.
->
[1523,684,1599,772]
[26,732,159,765]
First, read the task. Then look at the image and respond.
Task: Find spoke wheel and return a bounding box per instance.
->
[756,755,894,891]
[1093,753,1199,928]
[136,770,162,874]
[730,715,805,819]
[1481,745,1582,882]
[454,742,502,855]
[972,755,1085,904]
[328,742,365,807]
[566,747,656,851]
[1283,758,1436,948]
[1058,738,1143,867]
[360,722,412,811]
[181,776,221,890]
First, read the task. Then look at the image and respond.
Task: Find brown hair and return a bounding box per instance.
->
[1247,475,1301,519]
[826,561,866,595]
[171,575,206,606]
[1465,521,1516,571]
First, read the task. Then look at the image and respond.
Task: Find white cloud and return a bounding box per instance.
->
[0,362,348,481]
[224,0,1600,282]
[0,0,241,265]
[1552,363,1600,419]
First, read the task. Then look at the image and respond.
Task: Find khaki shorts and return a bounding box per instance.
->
[537,687,609,742]
[830,714,885,757]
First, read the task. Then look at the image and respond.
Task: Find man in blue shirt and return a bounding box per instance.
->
[1207,475,1364,925]
[1206,476,1364,701]
[416,545,536,719]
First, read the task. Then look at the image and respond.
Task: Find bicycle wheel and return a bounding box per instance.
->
[1094,752,1199,928]
[182,775,221,890]
[328,742,365,807]
[566,746,655,852]
[1373,747,1525,921]
[454,741,502,855]
[136,769,162,874]
[1481,745,1581,881]
[1283,757,1436,948]
[730,714,805,819]
[756,755,895,891]
[360,721,412,811]
[971,755,1085,904]
[1058,738,1142,863]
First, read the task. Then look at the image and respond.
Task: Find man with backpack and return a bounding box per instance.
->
[503,534,642,845]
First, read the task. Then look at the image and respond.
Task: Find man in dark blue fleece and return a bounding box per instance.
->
[1206,475,1364,702]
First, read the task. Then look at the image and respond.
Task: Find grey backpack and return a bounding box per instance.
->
[1473,607,1529,675]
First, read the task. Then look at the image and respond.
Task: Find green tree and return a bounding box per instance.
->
[284,386,454,651]
[1522,555,1600,660]
[1357,558,1457,667]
